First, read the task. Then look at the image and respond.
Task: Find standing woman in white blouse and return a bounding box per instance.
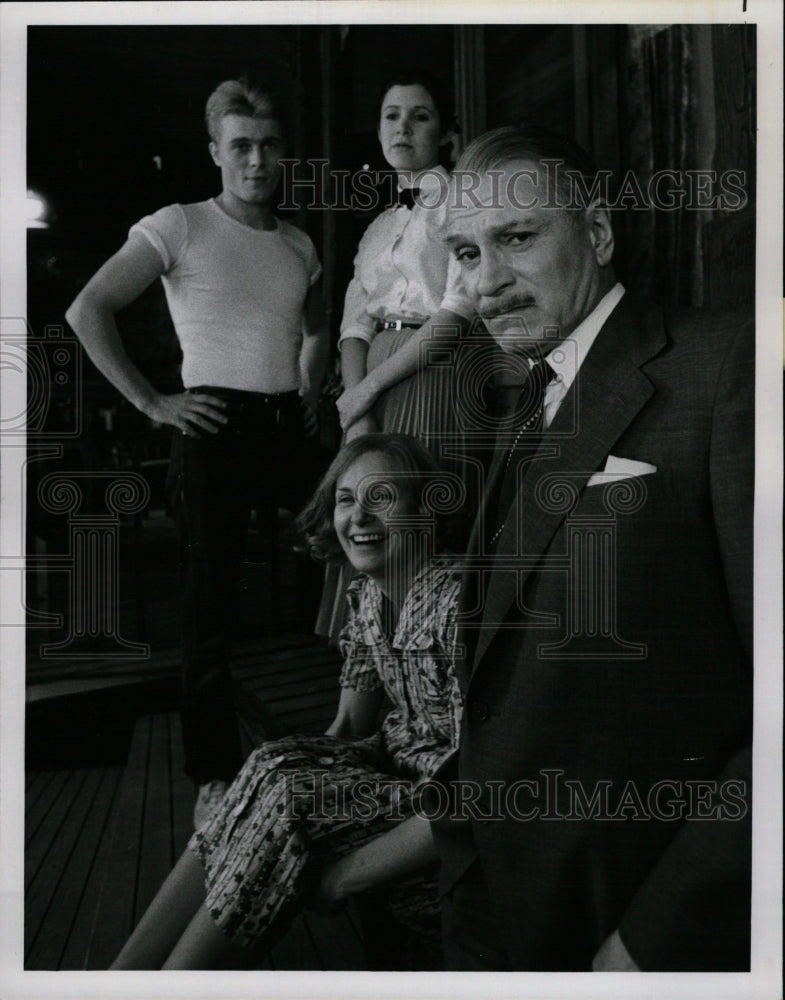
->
[316,71,484,641]
[338,71,477,457]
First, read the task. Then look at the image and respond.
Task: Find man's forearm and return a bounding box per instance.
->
[66,294,161,416]
[616,743,752,970]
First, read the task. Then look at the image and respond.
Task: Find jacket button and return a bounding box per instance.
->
[472,700,490,722]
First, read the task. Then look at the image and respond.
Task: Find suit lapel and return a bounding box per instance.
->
[455,401,528,694]
[472,296,668,673]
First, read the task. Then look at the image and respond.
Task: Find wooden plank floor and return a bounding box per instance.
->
[25,705,368,970]
[26,506,326,691]
[23,498,386,970]
[25,765,125,969]
[233,638,343,741]
[27,632,333,698]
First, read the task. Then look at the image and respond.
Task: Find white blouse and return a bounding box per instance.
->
[338,165,473,345]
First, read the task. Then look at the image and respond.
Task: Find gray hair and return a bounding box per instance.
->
[454,123,601,212]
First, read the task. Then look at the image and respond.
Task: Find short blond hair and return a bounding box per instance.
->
[204,78,286,143]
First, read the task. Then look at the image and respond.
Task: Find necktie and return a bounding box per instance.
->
[396,187,421,209]
[488,355,553,549]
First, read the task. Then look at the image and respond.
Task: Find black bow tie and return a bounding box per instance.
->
[396,187,421,209]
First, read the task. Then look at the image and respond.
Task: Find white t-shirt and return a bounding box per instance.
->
[131,199,321,392]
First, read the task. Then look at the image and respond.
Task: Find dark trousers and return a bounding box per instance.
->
[172,386,316,785]
[441,860,512,971]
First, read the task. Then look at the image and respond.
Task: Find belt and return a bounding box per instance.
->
[188,386,299,406]
[186,386,300,430]
[376,319,423,332]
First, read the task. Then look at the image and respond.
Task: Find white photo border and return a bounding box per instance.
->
[1,2,781,999]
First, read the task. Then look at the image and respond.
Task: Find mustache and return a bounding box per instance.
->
[479,295,536,320]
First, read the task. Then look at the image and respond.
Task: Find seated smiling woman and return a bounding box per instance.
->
[110,433,462,969]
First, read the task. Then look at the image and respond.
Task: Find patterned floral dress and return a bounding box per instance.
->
[188,560,462,950]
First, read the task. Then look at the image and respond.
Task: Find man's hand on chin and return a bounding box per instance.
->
[592,929,640,971]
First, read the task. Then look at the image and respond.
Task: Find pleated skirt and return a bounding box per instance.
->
[367,326,471,482]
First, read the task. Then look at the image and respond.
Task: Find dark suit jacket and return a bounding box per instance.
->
[432,293,753,971]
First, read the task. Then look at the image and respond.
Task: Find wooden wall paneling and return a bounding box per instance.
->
[454,25,486,152]
[701,24,756,310]
[484,25,575,137]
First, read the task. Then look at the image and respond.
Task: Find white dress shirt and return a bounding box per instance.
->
[542,282,626,427]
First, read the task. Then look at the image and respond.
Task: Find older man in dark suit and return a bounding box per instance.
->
[430,125,753,971]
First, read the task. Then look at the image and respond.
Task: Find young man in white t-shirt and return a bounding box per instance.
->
[66,79,329,828]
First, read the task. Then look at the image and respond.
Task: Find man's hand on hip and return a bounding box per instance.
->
[145,391,228,437]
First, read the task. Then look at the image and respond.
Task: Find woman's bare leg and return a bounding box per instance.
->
[110,848,207,969]
[162,904,259,970]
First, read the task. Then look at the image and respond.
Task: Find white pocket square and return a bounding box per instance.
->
[587,456,657,487]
